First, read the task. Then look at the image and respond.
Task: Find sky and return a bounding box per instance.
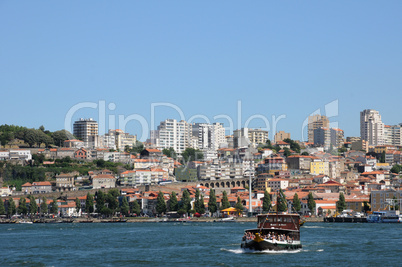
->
[1,1,401,141]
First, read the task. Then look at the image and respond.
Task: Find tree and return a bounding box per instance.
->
[85,193,94,214]
[96,190,105,214]
[18,197,28,215]
[363,201,370,213]
[0,199,5,215]
[7,198,16,217]
[277,189,288,212]
[194,189,202,214]
[169,191,178,211]
[29,195,38,214]
[181,148,203,162]
[391,164,402,174]
[283,138,301,153]
[307,192,316,215]
[52,130,74,147]
[235,196,244,211]
[162,147,176,158]
[131,141,144,154]
[51,198,58,215]
[75,198,81,214]
[283,147,291,157]
[156,191,167,215]
[221,191,230,210]
[336,192,346,213]
[41,197,48,214]
[262,190,271,212]
[208,189,217,215]
[106,192,119,216]
[301,152,309,156]
[120,196,130,216]
[380,151,386,163]
[293,193,301,212]
[181,190,191,213]
[199,195,205,214]
[130,200,141,216]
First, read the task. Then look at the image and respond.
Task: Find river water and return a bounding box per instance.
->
[1,222,401,266]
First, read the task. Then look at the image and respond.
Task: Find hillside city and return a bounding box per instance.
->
[0,108,401,220]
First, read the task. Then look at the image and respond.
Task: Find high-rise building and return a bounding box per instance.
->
[192,123,226,151]
[233,128,268,148]
[151,119,191,154]
[384,124,402,146]
[360,109,385,146]
[103,129,137,151]
[313,127,331,148]
[274,131,291,143]
[308,115,329,143]
[73,118,98,148]
[330,128,344,148]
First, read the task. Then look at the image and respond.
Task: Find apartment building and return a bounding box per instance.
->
[151,119,191,154]
[308,115,329,143]
[73,118,99,148]
[360,109,385,146]
[274,131,291,143]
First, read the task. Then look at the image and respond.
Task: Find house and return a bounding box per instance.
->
[140,148,163,159]
[64,139,85,149]
[92,174,116,189]
[58,201,80,217]
[31,182,52,194]
[56,173,76,191]
[74,148,88,160]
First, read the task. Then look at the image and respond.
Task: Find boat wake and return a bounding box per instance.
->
[222,248,302,254]
[302,226,325,229]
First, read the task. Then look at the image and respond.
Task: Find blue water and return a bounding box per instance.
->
[1,222,401,266]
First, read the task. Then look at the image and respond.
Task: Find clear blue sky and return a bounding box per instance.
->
[1,1,401,141]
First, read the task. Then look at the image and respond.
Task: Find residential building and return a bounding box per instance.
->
[274,131,291,143]
[308,115,329,143]
[330,128,344,148]
[370,189,402,211]
[9,149,32,161]
[192,123,226,157]
[310,160,329,176]
[31,182,52,194]
[384,124,402,146]
[55,173,76,191]
[313,127,331,148]
[92,174,116,189]
[360,109,385,146]
[151,119,191,154]
[106,129,137,151]
[233,128,268,148]
[267,178,289,191]
[73,118,99,148]
[63,139,84,149]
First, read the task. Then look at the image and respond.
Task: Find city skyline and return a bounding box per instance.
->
[1,1,402,140]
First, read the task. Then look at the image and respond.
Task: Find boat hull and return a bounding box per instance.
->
[241,240,302,251]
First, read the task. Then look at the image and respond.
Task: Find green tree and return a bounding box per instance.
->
[181,190,191,212]
[51,198,58,215]
[208,189,217,215]
[199,195,205,214]
[194,189,201,214]
[75,198,81,214]
[390,164,402,174]
[24,129,39,147]
[156,191,167,215]
[120,196,130,216]
[221,191,230,210]
[292,193,301,212]
[169,191,178,211]
[301,152,309,156]
[96,190,105,214]
[52,130,74,147]
[85,193,94,214]
[106,192,119,216]
[162,147,176,158]
[336,192,346,213]
[0,199,5,215]
[235,196,244,211]
[380,151,386,163]
[277,189,288,212]
[29,195,38,214]
[130,200,141,216]
[262,190,271,212]
[307,192,316,215]
[108,188,120,198]
[7,198,16,217]
[181,148,204,162]
[41,197,48,214]
[363,201,370,213]
[283,147,291,157]
[283,138,301,153]
[132,141,144,154]
[18,197,28,215]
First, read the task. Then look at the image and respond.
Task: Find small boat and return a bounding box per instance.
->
[367,210,401,223]
[214,216,236,222]
[241,213,302,251]
[17,220,33,224]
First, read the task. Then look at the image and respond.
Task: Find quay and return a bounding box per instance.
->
[324,217,367,223]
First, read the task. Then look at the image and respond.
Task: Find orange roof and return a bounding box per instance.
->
[32,181,52,186]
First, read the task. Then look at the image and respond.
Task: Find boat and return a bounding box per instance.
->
[214,216,235,222]
[367,210,401,223]
[17,220,33,224]
[241,213,302,251]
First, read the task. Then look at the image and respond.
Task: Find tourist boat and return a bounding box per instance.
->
[241,213,302,251]
[367,210,402,223]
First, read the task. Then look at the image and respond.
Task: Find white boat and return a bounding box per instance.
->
[18,220,33,224]
[367,210,401,223]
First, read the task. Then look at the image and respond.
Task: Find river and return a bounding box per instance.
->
[1,222,401,266]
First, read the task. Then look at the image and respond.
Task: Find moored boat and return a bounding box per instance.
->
[367,210,401,223]
[241,213,302,251]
